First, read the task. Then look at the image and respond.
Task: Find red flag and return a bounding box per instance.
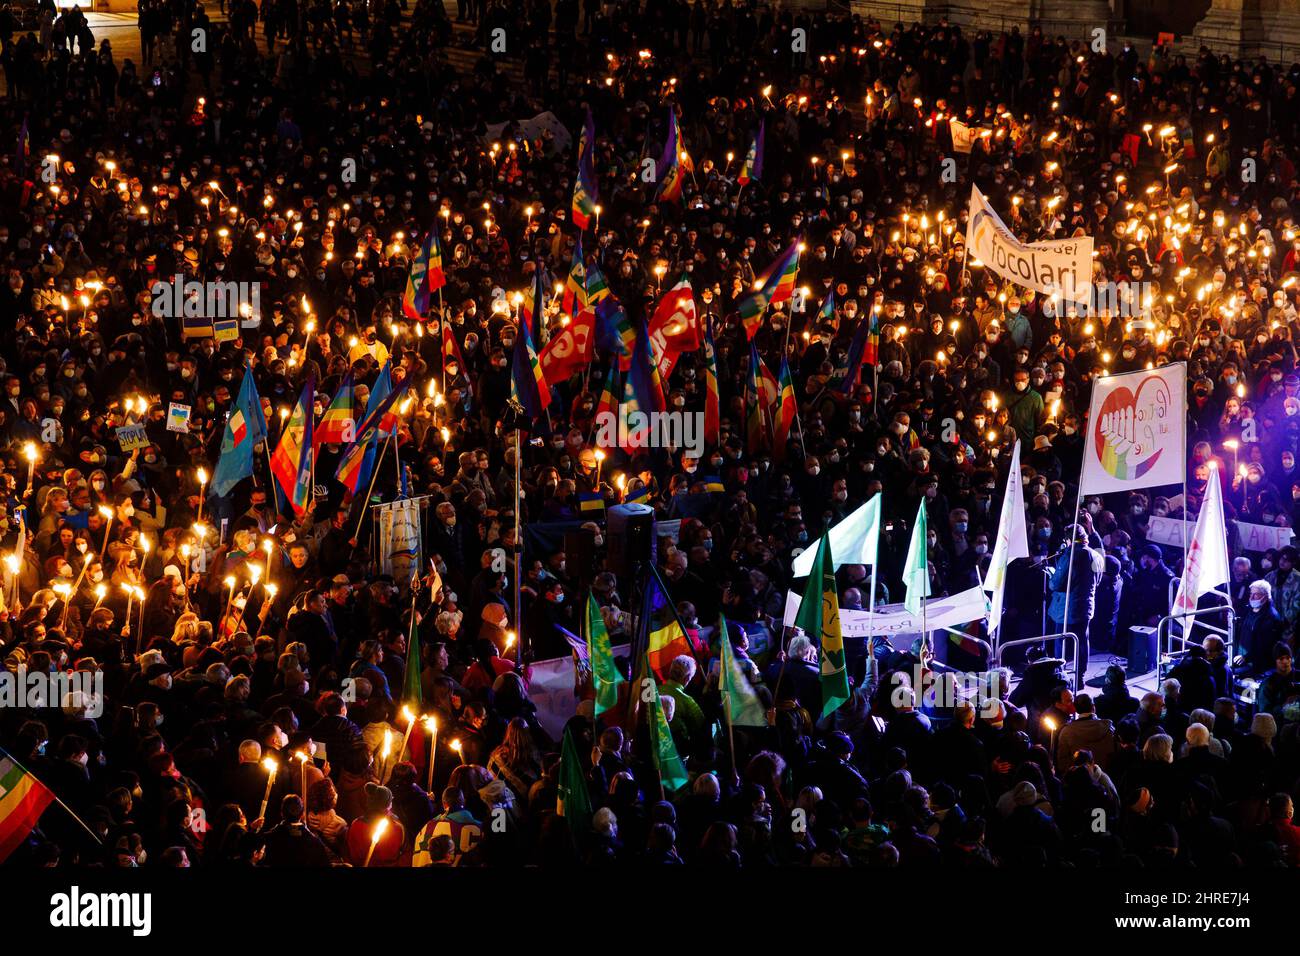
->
[539,309,595,382]
[647,274,698,379]
[442,323,465,375]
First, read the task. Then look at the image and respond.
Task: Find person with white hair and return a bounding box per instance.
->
[1236,578,1289,677]
[661,655,706,757]
[1179,709,1232,758]
[763,633,821,717]
[587,806,621,864]
[1176,723,1231,796]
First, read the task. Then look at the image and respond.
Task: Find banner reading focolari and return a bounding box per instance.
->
[965,185,1093,302]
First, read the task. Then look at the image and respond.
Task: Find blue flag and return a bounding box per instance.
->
[210,365,267,498]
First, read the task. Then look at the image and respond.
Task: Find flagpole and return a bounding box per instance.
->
[513,424,523,663]
[867,558,878,694]
[1060,477,1085,685]
[721,691,737,781]
[921,585,930,661]
[393,428,403,496]
[263,441,282,517]
[438,286,448,400]
[354,434,394,540]
[0,746,103,847]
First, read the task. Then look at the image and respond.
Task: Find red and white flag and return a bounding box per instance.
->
[539,310,595,381]
[647,275,699,379]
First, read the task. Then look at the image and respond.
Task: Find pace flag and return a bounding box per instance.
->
[270,377,315,515]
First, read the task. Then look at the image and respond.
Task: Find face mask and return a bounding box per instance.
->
[1250,598,1264,610]
[974,544,988,556]
[954,521,968,533]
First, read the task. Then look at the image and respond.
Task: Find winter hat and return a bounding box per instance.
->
[364,782,393,814]
[1011,781,1038,807]
[1251,713,1278,740]
[478,779,513,807]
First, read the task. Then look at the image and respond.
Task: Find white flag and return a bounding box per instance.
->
[1173,463,1230,615]
[791,495,881,577]
[1079,363,1187,496]
[985,440,1030,637]
[949,118,977,154]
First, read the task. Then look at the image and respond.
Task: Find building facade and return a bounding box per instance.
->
[844,0,1300,62]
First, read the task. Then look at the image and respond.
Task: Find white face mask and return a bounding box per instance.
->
[1250,598,1264,610]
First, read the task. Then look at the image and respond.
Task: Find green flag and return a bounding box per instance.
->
[585,592,624,716]
[647,678,689,792]
[718,612,766,727]
[556,727,592,828]
[403,620,422,708]
[793,533,849,717]
[903,501,932,617]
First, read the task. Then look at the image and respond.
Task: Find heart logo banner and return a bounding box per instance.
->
[1081,362,1186,495]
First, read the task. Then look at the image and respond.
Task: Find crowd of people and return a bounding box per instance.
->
[3,0,1300,869]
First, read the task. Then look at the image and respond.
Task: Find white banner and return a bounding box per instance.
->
[483,111,572,155]
[966,184,1094,301]
[949,118,978,154]
[375,498,425,583]
[783,585,989,638]
[1079,363,1187,496]
[1237,521,1295,552]
[1146,515,1185,548]
[529,643,629,742]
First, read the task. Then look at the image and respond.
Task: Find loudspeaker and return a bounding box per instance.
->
[563,528,598,591]
[606,503,656,577]
[1127,626,1159,675]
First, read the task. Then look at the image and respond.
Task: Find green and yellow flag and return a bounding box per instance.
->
[647,678,689,791]
[794,534,849,717]
[556,728,592,829]
[718,612,766,727]
[585,592,624,717]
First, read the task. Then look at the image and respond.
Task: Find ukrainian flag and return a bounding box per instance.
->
[578,491,605,515]
[182,315,215,339]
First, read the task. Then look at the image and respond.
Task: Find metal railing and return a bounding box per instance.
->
[1156,601,1234,678]
[995,631,1080,691]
